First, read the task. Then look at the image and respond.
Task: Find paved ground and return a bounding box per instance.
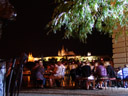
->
[18,87,128,96]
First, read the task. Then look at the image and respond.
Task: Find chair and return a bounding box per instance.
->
[75,77,83,88]
[98,77,109,89]
[53,76,64,87]
[109,77,116,87]
[82,77,95,90]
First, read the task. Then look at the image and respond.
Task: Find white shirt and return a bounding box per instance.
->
[117,70,123,79]
[54,64,65,77]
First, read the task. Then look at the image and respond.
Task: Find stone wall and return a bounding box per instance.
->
[112,25,128,68]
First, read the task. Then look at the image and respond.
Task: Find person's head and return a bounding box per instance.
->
[78,61,82,65]
[78,61,82,67]
[86,62,90,66]
[94,62,99,67]
[99,62,104,66]
[118,66,122,70]
[39,61,43,66]
[57,61,61,66]
[124,64,128,68]
[104,61,110,67]
[50,64,54,69]
[71,65,76,69]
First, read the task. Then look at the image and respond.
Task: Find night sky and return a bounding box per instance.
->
[0,0,112,59]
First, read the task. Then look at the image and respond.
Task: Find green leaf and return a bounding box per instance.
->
[47,0,128,43]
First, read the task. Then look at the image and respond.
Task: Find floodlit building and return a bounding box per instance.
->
[58,46,75,56]
[112,25,128,68]
[27,46,111,63]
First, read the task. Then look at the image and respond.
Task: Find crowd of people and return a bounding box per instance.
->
[5,53,128,96]
[30,60,66,88]
[29,60,128,90]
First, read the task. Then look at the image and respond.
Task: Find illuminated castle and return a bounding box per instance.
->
[58,46,75,56]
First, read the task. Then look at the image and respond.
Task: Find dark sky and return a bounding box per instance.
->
[0,0,112,59]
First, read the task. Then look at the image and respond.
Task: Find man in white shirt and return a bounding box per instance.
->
[116,67,123,87]
[54,61,65,78]
[117,69,123,79]
[54,61,66,87]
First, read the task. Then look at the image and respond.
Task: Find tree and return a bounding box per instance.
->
[47,0,128,42]
[0,0,16,38]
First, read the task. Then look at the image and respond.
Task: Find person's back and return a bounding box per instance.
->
[76,66,82,77]
[96,63,107,77]
[81,65,91,77]
[61,64,66,77]
[117,67,123,79]
[122,64,128,80]
[70,68,76,81]
[106,65,116,78]
[96,62,108,89]
[122,64,128,88]
[54,63,65,77]
[105,62,116,78]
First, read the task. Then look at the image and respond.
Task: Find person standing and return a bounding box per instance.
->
[36,61,46,88]
[122,64,128,88]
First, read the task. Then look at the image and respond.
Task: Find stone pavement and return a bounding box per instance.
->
[18,87,128,96]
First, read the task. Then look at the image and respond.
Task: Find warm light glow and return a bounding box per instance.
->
[60,46,66,56]
[80,56,97,62]
[87,52,91,56]
[28,53,34,62]
[43,56,63,61]
[34,57,42,61]
[58,50,61,56]
[55,56,63,61]
[44,57,51,61]
[87,57,93,61]
[58,46,75,56]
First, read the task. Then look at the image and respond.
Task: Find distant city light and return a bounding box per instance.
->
[13,13,17,17]
[87,52,91,56]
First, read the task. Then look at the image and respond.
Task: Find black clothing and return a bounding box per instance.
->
[81,65,91,77]
[75,66,82,77]
[70,69,76,81]
[106,65,116,78]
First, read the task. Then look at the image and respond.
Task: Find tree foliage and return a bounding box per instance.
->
[47,0,128,42]
[0,0,16,19]
[0,0,16,38]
